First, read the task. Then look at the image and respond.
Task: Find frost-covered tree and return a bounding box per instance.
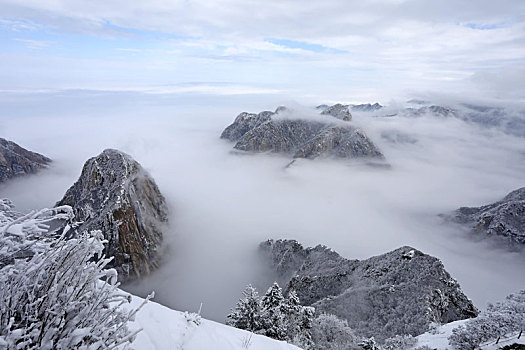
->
[0,199,74,268]
[284,290,314,349]
[0,201,150,349]
[310,313,359,350]
[448,290,525,350]
[261,282,287,340]
[227,284,263,332]
[228,283,315,347]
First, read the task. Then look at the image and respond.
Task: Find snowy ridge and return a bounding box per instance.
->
[125,292,301,350]
[410,320,467,349]
[411,321,523,350]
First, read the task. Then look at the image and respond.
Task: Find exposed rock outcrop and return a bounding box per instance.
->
[403,105,457,118]
[351,103,383,112]
[259,239,478,340]
[0,138,51,183]
[57,149,168,282]
[293,126,384,159]
[320,104,352,121]
[221,105,384,160]
[220,110,275,142]
[449,187,525,245]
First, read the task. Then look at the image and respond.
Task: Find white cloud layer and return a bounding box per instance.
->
[1,91,524,322]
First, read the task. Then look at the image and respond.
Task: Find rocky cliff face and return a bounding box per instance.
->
[449,187,525,245]
[0,138,51,183]
[259,239,478,340]
[57,149,168,282]
[221,105,384,160]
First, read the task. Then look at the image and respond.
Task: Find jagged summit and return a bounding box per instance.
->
[320,103,352,121]
[403,105,457,118]
[259,239,478,340]
[448,187,525,245]
[57,149,168,282]
[351,102,383,111]
[220,104,384,160]
[0,138,51,183]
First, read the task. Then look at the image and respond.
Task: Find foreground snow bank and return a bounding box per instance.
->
[411,320,524,350]
[124,293,301,350]
[410,320,467,349]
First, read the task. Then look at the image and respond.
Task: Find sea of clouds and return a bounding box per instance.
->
[1,89,524,322]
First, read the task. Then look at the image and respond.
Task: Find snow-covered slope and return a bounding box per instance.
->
[411,320,524,350]
[410,320,467,349]
[125,293,301,350]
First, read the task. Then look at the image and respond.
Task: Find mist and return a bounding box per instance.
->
[1,90,524,322]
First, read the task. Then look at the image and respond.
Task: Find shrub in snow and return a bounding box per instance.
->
[358,337,381,350]
[0,201,151,349]
[382,334,417,350]
[184,311,202,326]
[448,290,525,350]
[310,313,359,350]
[0,199,74,268]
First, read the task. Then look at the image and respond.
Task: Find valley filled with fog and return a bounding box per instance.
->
[1,90,524,322]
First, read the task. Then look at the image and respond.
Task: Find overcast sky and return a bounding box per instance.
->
[1,0,524,102]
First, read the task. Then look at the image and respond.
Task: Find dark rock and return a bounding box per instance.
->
[293,126,384,159]
[501,344,525,350]
[259,239,478,340]
[321,104,352,121]
[57,149,168,282]
[404,105,457,118]
[234,120,327,154]
[351,103,383,112]
[220,110,275,142]
[222,105,384,161]
[0,138,51,183]
[449,187,525,244]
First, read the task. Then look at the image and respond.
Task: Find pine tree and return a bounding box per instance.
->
[226,284,262,332]
[228,283,315,347]
[283,290,314,347]
[261,282,287,340]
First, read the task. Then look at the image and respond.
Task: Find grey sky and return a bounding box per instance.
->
[0,0,524,101]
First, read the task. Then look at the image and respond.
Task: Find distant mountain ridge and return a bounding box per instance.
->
[221,105,384,160]
[0,138,51,183]
[448,187,525,245]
